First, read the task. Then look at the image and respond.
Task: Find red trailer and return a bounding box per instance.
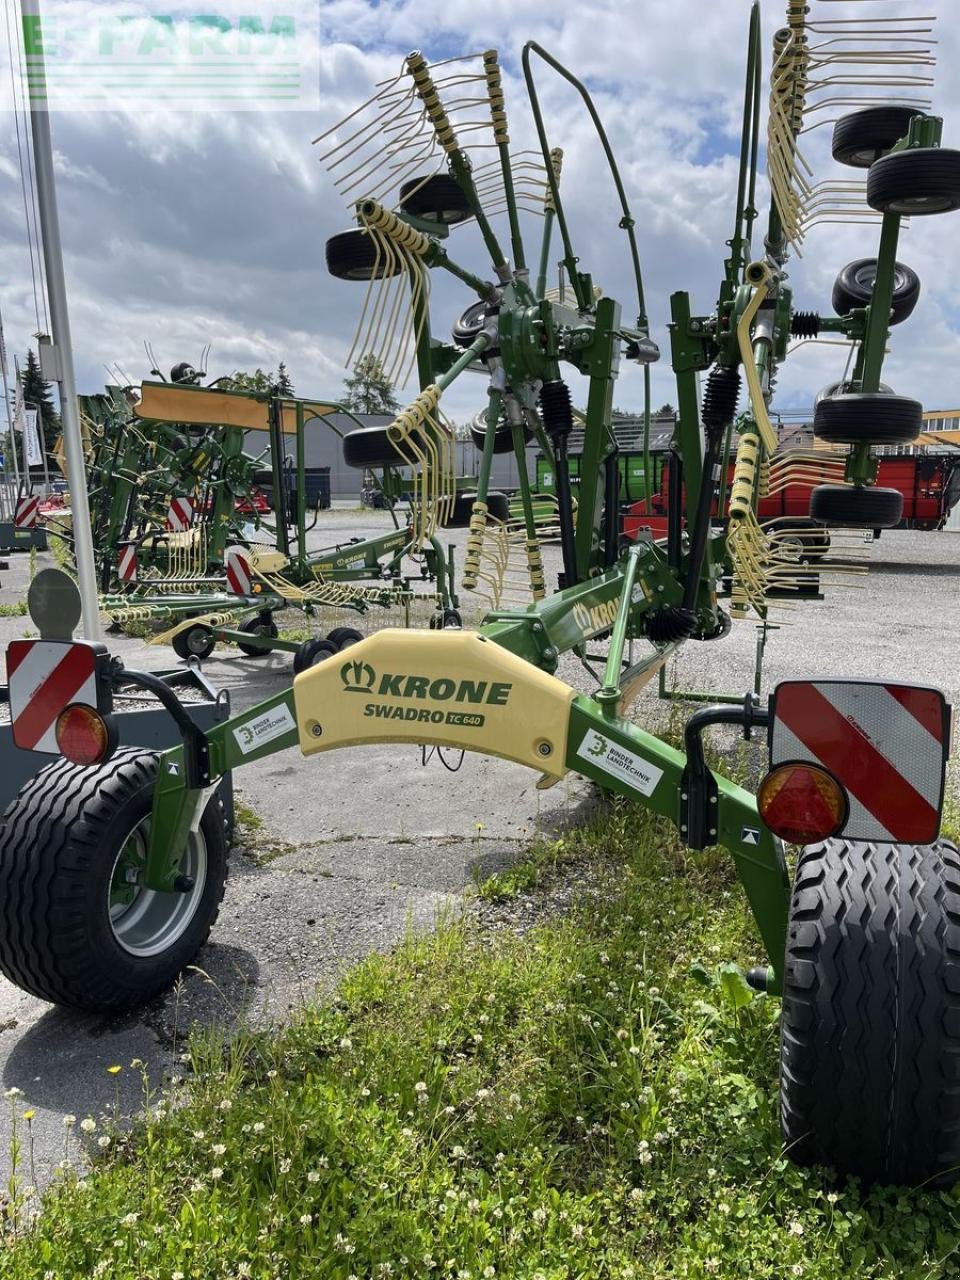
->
[623,450,960,541]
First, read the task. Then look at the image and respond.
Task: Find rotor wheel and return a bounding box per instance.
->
[172,624,216,661]
[342,426,402,470]
[831,258,920,325]
[781,837,960,1186]
[867,148,960,216]
[399,174,473,225]
[813,393,921,446]
[325,229,405,282]
[831,106,921,169]
[326,627,364,650]
[809,483,903,529]
[446,491,510,527]
[236,613,278,657]
[292,638,338,675]
[468,421,534,455]
[453,299,497,349]
[815,380,893,404]
[767,519,831,564]
[0,751,228,1011]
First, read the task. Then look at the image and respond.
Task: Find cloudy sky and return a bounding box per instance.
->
[2,0,960,427]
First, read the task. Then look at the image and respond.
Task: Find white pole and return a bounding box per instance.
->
[10,361,22,493]
[21,0,101,638]
[0,309,13,518]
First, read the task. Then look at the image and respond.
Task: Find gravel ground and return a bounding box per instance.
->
[0,513,956,1188]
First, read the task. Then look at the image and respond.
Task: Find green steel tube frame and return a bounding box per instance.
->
[141,544,790,990]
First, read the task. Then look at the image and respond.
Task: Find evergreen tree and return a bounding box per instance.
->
[342,354,400,415]
[275,362,294,395]
[21,348,60,451]
[224,366,296,396]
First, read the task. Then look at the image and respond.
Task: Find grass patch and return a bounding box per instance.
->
[3,802,960,1278]
[232,795,298,866]
[278,627,312,644]
[0,602,27,617]
[234,801,264,839]
[46,530,74,576]
[473,836,578,902]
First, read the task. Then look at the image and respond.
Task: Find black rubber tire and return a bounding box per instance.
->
[326,626,363,650]
[780,838,960,1186]
[453,300,498,349]
[172,624,216,661]
[831,258,920,325]
[469,421,534,454]
[399,174,472,225]
[768,518,832,563]
[813,393,921,446]
[815,379,893,404]
[292,638,338,675]
[810,483,903,529]
[831,106,920,169]
[236,614,278,657]
[342,426,401,470]
[446,491,510,527]
[325,229,404,282]
[0,750,228,1012]
[487,492,510,521]
[867,148,960,216]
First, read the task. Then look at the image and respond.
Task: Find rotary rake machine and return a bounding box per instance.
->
[4,1,960,1188]
[73,374,464,665]
[76,379,266,594]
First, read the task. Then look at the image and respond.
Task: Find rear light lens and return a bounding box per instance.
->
[55,703,115,766]
[757,762,848,844]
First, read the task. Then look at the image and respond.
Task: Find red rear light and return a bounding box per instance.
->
[757,762,848,843]
[55,704,114,766]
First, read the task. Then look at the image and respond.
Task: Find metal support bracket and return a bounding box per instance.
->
[679,694,768,850]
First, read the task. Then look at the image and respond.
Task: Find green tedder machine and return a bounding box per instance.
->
[3,2,960,1187]
[73,370,465,661]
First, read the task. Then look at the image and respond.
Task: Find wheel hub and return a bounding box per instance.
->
[108,821,208,957]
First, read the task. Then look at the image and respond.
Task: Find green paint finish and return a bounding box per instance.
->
[565,697,788,986]
[144,744,203,892]
[536,452,663,503]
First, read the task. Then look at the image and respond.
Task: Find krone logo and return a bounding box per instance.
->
[341,659,376,692]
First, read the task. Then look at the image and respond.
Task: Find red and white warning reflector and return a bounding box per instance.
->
[118,543,138,584]
[767,680,951,844]
[225,547,253,596]
[166,496,194,532]
[7,639,108,755]
[14,496,39,530]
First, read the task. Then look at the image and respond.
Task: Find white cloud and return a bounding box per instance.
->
[0,0,958,425]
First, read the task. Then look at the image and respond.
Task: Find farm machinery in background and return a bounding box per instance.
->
[6,1,960,1192]
[54,364,469,665]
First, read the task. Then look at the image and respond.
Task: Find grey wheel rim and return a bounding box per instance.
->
[852,263,907,292]
[108,820,208,957]
[773,533,805,564]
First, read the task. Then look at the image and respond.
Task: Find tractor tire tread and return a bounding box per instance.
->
[0,750,228,1011]
[780,838,960,1185]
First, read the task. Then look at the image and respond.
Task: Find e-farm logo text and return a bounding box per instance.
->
[340,659,512,729]
[17,3,320,112]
